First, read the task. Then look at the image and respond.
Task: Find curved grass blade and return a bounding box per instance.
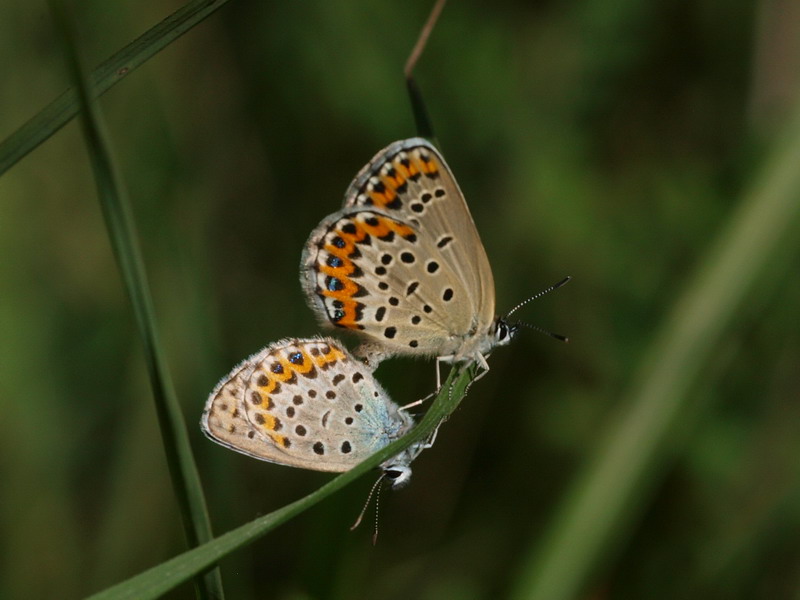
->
[404,0,447,144]
[86,366,475,600]
[511,105,800,600]
[0,0,231,177]
[47,2,224,598]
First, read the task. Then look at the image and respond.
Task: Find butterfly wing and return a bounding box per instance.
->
[343,138,496,334]
[302,209,474,358]
[202,338,411,472]
[301,139,496,361]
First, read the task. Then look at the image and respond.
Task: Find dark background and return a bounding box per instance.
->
[2,1,799,598]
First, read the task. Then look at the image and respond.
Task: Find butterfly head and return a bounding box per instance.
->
[491,317,519,349]
[382,464,413,489]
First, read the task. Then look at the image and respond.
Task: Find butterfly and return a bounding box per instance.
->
[301,138,518,384]
[201,337,426,488]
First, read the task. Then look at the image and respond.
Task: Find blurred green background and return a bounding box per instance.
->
[2,0,800,598]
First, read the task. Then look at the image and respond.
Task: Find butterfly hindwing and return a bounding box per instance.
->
[202,338,414,473]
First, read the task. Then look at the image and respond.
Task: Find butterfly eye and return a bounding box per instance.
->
[384,465,412,489]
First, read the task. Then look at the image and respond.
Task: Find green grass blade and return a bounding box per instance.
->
[86,366,474,600]
[512,107,800,600]
[48,3,224,598]
[0,0,230,177]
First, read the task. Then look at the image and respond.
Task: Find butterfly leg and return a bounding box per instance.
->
[423,418,444,449]
[399,390,436,412]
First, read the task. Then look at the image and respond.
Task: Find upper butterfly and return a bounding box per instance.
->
[301,138,516,378]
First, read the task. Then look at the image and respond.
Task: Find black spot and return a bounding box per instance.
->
[384,327,397,339]
[332,236,346,248]
[289,351,304,365]
[247,431,255,439]
[411,203,424,213]
[421,192,432,203]
[250,391,262,405]
[326,390,336,400]
[376,307,386,322]
[352,372,364,383]
[341,441,352,454]
[254,413,265,424]
[313,442,325,455]
[345,417,354,425]
[365,216,379,227]
[409,340,419,348]
[257,374,269,386]
[273,417,283,431]
[355,235,371,247]
[326,255,343,268]
[378,282,389,290]
[437,236,453,248]
[381,254,393,265]
[434,188,446,197]
[426,261,440,273]
[354,404,363,412]
[424,304,433,313]
[400,252,415,264]
[293,395,303,405]
[341,222,357,234]
[352,284,369,298]
[378,231,396,242]
[308,390,317,398]
[296,425,307,436]
[309,347,321,356]
[404,233,418,243]
[386,197,402,210]
[332,309,345,321]
[286,407,295,418]
[395,181,408,194]
[372,180,386,193]
[389,297,399,306]
[375,266,387,276]
[282,438,291,448]
[332,374,345,385]
[443,288,454,301]
[406,282,419,295]
[349,266,364,278]
[321,411,330,426]
[302,365,318,379]
[326,276,344,292]
[411,315,421,325]
[270,363,284,375]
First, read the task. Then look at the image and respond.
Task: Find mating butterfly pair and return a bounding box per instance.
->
[203,139,518,486]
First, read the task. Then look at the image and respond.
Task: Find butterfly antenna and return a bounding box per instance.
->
[372,482,384,546]
[505,276,571,318]
[351,474,385,532]
[515,321,569,343]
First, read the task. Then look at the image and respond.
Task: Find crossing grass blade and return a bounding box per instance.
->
[0,0,231,176]
[47,2,225,598]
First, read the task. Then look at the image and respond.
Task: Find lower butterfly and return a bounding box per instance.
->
[201,337,426,487]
